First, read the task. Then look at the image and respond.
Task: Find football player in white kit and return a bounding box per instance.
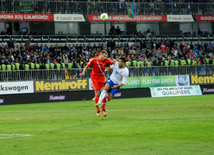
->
[97,58,129,116]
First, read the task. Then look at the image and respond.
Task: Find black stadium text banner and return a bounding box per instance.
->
[34,79,89,92]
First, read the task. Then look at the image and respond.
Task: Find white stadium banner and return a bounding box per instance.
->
[167,15,194,22]
[54,14,85,22]
[88,78,94,90]
[150,85,202,97]
[0,81,34,95]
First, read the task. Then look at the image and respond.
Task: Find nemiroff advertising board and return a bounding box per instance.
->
[34,79,89,93]
[122,75,190,89]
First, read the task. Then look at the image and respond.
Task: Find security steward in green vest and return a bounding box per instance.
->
[125,59,132,67]
[11,61,17,80]
[35,61,40,69]
[30,61,35,69]
[67,60,73,69]
[56,61,62,79]
[192,58,197,65]
[1,62,6,80]
[205,57,210,64]
[132,58,137,67]
[11,62,16,70]
[61,61,66,69]
[187,58,191,65]
[146,59,152,75]
[45,61,50,79]
[169,58,175,74]
[180,57,186,74]
[174,58,179,66]
[67,60,73,78]
[6,62,12,80]
[15,60,20,70]
[7,62,12,71]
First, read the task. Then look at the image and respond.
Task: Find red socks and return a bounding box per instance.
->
[102,97,106,103]
[95,96,100,111]
[102,104,106,111]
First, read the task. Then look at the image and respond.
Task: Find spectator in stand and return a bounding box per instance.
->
[8,40,14,49]
[25,40,30,50]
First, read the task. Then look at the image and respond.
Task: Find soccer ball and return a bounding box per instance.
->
[100,13,108,21]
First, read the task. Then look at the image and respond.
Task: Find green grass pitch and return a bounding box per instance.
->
[0,95,214,155]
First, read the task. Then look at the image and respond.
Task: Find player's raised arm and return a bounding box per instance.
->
[80,58,94,76]
[79,65,89,76]
[105,66,112,72]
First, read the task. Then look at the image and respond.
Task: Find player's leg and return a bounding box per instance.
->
[91,78,101,116]
[102,85,120,117]
[98,82,110,105]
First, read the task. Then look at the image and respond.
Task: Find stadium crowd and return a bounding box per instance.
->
[0,39,214,71]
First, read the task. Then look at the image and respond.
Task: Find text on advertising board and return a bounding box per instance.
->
[150,85,202,97]
[191,75,214,84]
[35,79,88,92]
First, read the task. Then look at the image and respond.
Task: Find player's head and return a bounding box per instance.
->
[99,50,108,60]
[118,58,126,68]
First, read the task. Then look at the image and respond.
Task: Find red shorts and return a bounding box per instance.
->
[91,76,105,91]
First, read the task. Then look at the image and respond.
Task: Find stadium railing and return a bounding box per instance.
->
[1,34,214,43]
[0,1,213,15]
[1,64,214,82]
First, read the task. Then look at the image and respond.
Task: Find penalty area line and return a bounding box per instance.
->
[0,134,33,140]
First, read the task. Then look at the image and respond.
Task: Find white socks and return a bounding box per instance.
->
[98,90,107,104]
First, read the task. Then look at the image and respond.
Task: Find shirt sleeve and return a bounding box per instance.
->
[106,58,114,65]
[121,69,129,85]
[111,62,118,69]
[87,58,94,67]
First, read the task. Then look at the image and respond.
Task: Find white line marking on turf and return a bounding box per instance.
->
[0,134,33,140]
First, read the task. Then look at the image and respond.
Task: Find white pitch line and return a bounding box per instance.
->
[0,134,33,140]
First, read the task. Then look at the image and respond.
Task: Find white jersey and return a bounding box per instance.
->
[110,62,129,85]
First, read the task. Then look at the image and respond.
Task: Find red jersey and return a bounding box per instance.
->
[161,45,166,51]
[87,56,113,77]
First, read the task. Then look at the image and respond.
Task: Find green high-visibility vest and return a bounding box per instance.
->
[187,59,191,65]
[170,59,175,66]
[180,60,184,65]
[0,65,1,70]
[61,63,65,69]
[36,64,40,69]
[165,60,169,66]
[139,61,144,67]
[2,64,6,71]
[183,60,187,65]
[25,64,30,70]
[31,63,35,69]
[147,61,152,67]
[161,61,164,66]
[132,60,137,67]
[50,63,54,69]
[67,62,73,69]
[197,60,200,65]
[213,60,214,65]
[80,61,84,67]
[45,63,50,69]
[7,64,11,71]
[12,64,16,70]
[15,63,20,70]
[175,60,179,66]
[205,58,209,64]
[125,61,131,67]
[136,62,140,67]
[56,63,61,69]
[192,60,197,65]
